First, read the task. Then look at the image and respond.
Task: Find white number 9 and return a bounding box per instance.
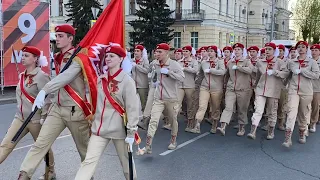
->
[18,13,36,43]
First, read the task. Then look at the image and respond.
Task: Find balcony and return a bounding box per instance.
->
[266,23,279,32]
[174,9,205,22]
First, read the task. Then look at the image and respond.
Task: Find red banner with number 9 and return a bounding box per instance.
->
[1,0,50,86]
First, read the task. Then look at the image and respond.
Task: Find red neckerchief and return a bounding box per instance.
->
[209,59,216,68]
[266,57,274,69]
[251,57,257,65]
[135,58,141,64]
[183,57,191,67]
[298,58,306,67]
[106,69,122,92]
[55,47,74,65]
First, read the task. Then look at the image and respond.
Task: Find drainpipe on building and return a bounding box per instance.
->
[270,0,275,41]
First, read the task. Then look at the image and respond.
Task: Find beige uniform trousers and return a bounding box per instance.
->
[147,99,180,137]
[137,88,148,111]
[286,94,313,131]
[143,87,167,120]
[278,88,288,121]
[195,88,223,122]
[74,134,137,180]
[20,103,90,177]
[178,88,195,120]
[251,96,279,127]
[220,90,252,125]
[0,118,54,169]
[311,92,320,124]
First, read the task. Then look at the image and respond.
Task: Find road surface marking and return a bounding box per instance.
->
[13,134,72,152]
[159,132,210,156]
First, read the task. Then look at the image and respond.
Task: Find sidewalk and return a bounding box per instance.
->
[0,86,17,105]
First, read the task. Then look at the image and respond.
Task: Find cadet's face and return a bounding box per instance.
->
[201,50,208,57]
[234,47,242,57]
[297,44,307,54]
[105,53,123,69]
[207,49,216,58]
[22,52,37,67]
[55,32,73,49]
[261,53,266,58]
[182,50,191,57]
[155,49,168,61]
[249,50,257,58]
[134,49,142,58]
[175,52,182,60]
[265,47,274,57]
[279,49,284,56]
[224,50,231,57]
[311,49,320,57]
[290,50,297,58]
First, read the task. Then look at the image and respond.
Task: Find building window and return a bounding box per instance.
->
[239,5,241,22]
[226,0,229,15]
[174,32,181,48]
[191,32,198,49]
[129,0,136,15]
[59,0,63,16]
[219,0,222,14]
[192,0,200,13]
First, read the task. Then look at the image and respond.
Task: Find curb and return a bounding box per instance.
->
[0,98,17,105]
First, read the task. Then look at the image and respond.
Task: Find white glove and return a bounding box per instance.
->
[152,81,160,88]
[294,69,301,75]
[160,68,169,74]
[125,137,135,152]
[204,69,210,73]
[132,62,137,67]
[40,119,45,125]
[181,67,185,71]
[232,65,238,70]
[267,70,273,76]
[32,90,46,111]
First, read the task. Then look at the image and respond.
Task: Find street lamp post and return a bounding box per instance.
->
[91,7,100,27]
[270,0,275,41]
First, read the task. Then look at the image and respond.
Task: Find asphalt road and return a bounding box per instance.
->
[1,103,320,180]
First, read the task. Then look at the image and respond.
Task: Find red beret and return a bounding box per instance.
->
[277,44,285,50]
[22,46,41,56]
[289,47,296,52]
[247,46,259,52]
[207,45,218,52]
[135,45,144,51]
[232,43,244,49]
[107,46,126,58]
[182,45,192,52]
[296,41,308,48]
[260,48,266,54]
[174,49,182,53]
[199,46,208,51]
[223,46,233,52]
[156,43,170,50]
[310,44,320,50]
[265,42,276,49]
[55,24,75,36]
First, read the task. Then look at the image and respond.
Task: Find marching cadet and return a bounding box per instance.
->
[223,46,233,68]
[217,43,253,136]
[138,43,184,154]
[282,41,320,148]
[277,44,286,60]
[0,46,56,180]
[174,48,183,61]
[18,25,91,179]
[131,44,150,111]
[247,42,289,140]
[309,44,320,132]
[190,45,226,134]
[178,45,199,131]
[74,45,138,180]
[247,46,259,111]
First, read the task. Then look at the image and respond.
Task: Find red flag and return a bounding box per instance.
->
[72,0,125,118]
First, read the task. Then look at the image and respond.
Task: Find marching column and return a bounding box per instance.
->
[282,41,320,148]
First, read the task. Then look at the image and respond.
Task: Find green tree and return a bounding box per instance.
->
[65,0,102,44]
[128,0,175,55]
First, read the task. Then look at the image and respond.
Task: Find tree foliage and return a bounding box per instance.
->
[65,0,102,44]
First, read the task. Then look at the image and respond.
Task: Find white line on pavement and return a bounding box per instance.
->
[159,132,210,156]
[12,134,72,152]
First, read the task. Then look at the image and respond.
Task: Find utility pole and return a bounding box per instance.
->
[270,0,275,41]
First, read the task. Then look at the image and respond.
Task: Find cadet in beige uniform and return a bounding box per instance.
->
[131,44,149,111]
[217,43,253,136]
[18,25,91,180]
[190,45,226,134]
[139,43,184,154]
[282,41,320,148]
[178,45,199,131]
[0,46,56,180]
[309,44,320,132]
[75,45,139,180]
[221,46,233,116]
[247,46,259,112]
[247,42,289,140]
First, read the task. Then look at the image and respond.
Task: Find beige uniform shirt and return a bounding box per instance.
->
[200,59,226,92]
[42,49,86,107]
[177,58,198,88]
[225,57,253,91]
[131,58,149,88]
[91,70,139,139]
[312,57,320,92]
[153,59,185,101]
[255,57,289,99]
[15,67,50,123]
[250,57,258,88]
[287,57,320,96]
